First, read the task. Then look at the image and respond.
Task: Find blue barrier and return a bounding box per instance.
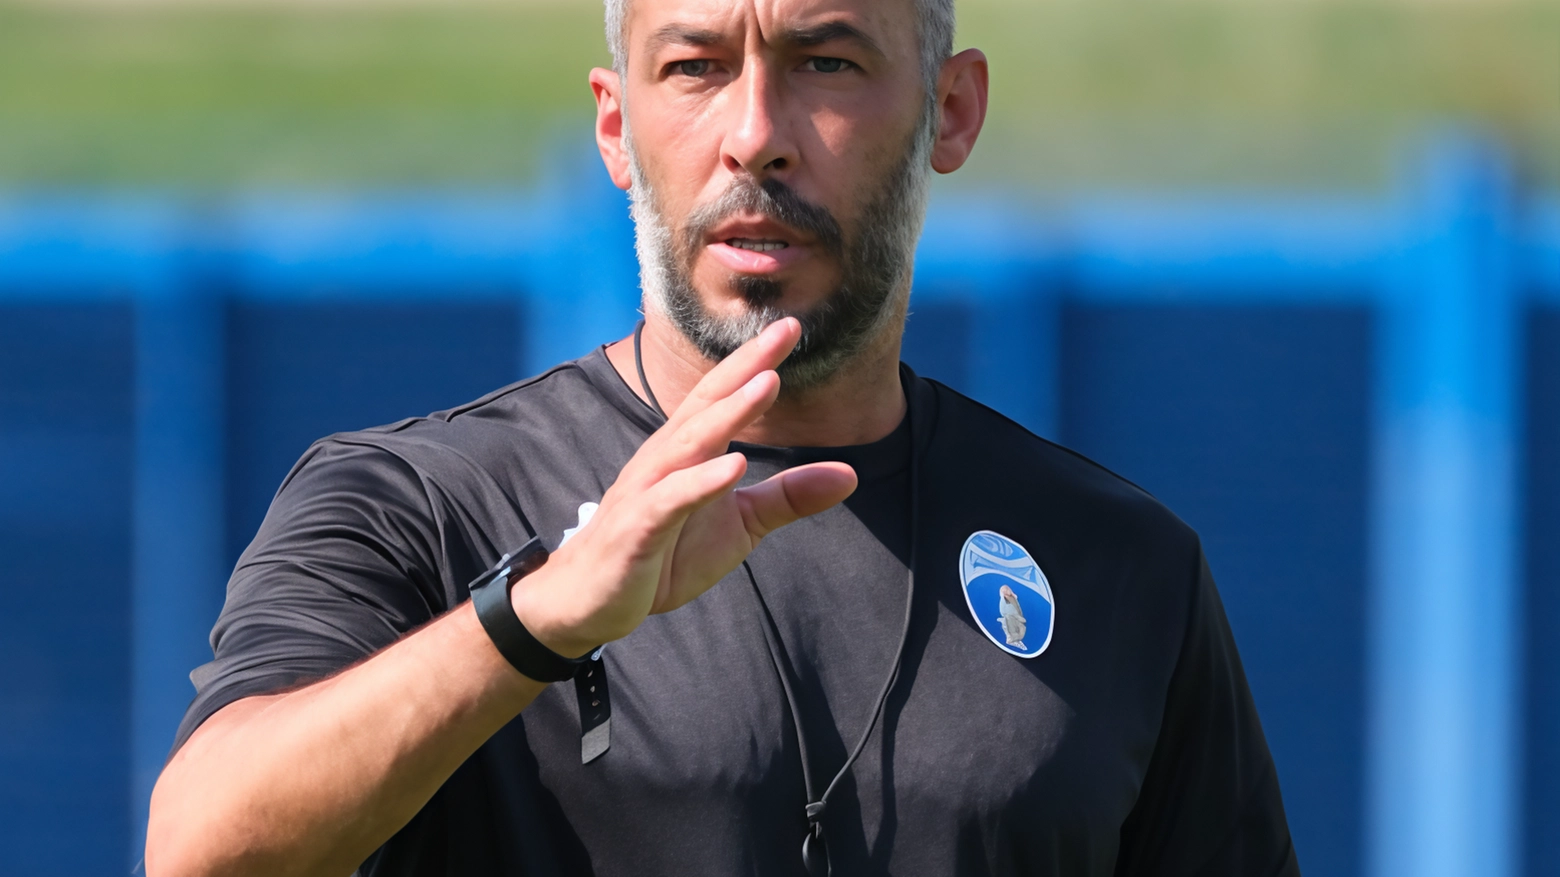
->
[1,135,1556,876]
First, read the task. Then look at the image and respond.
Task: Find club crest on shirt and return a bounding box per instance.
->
[959,530,1054,659]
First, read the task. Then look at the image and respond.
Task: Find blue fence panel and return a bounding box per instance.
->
[1058,303,1372,877]
[1522,193,1560,877]
[224,298,523,566]
[0,301,135,875]
[1525,305,1560,877]
[901,299,973,395]
[1,137,1554,877]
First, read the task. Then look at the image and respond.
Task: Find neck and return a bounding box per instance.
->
[605,303,909,448]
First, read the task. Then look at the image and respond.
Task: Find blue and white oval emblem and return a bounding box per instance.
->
[959,530,1054,659]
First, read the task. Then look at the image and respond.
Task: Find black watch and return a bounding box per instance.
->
[468,536,593,683]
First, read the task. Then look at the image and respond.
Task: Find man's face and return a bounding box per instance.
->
[613,0,934,388]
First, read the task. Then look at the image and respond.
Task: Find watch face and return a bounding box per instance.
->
[467,537,549,596]
[506,538,550,585]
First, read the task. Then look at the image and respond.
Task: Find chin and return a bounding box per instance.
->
[731,272,841,316]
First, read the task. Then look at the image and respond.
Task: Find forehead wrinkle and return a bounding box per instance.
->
[633,1,904,62]
[774,20,885,60]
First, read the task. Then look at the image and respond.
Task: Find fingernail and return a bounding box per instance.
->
[742,372,772,402]
[765,317,796,337]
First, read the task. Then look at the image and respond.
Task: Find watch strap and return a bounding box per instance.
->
[574,650,612,763]
[469,537,591,683]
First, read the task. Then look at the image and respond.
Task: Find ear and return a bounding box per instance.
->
[591,67,633,191]
[930,48,989,175]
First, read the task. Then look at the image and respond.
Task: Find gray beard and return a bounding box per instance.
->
[628,108,934,392]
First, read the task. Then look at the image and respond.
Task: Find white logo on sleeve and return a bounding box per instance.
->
[560,501,599,546]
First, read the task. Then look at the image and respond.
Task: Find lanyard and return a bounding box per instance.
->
[632,320,920,876]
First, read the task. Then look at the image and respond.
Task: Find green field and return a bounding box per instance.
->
[0,0,1555,191]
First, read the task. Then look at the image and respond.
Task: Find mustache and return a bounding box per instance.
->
[680,176,846,261]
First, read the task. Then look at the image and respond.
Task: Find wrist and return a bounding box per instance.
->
[468,538,595,682]
[510,563,598,660]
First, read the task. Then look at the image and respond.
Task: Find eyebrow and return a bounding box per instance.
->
[644,20,885,59]
[779,21,884,58]
[646,24,725,53]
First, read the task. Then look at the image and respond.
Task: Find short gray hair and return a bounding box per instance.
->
[604,0,955,94]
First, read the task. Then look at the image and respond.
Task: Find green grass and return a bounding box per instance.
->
[0,0,1555,191]
[0,2,611,187]
[962,0,1560,191]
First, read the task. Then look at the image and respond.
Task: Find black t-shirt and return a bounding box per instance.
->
[175,348,1299,876]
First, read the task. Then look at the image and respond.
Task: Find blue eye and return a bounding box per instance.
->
[674,59,711,77]
[808,57,849,73]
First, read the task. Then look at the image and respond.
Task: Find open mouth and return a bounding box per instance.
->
[726,238,789,253]
[704,217,808,275]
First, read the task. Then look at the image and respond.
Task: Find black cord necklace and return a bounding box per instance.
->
[632,319,920,876]
[631,319,665,418]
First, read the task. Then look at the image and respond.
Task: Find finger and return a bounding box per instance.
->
[664,317,800,426]
[638,451,749,529]
[613,320,796,493]
[609,368,778,498]
[643,368,780,479]
[734,461,858,540]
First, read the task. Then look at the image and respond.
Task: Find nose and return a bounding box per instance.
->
[719,57,798,180]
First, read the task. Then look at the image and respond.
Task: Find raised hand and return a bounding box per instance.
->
[513,318,859,659]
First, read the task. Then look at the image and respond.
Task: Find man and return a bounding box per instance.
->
[146,0,1300,874]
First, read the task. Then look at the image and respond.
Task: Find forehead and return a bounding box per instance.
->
[626,0,920,54]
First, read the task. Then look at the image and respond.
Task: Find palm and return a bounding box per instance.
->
[528,318,857,655]
[656,492,759,612]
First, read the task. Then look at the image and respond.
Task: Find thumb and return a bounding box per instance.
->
[735,462,858,540]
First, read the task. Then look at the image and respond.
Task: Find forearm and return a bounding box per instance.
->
[145,600,546,877]
[144,321,842,876]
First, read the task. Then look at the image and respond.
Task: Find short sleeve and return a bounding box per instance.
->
[171,438,449,754]
[1115,551,1301,877]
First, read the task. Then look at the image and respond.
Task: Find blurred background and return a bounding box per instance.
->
[0,0,1555,875]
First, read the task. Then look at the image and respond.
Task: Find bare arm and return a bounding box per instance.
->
[144,319,857,877]
[146,602,543,877]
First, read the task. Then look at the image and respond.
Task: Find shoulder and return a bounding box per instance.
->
[235,359,622,600]
[913,379,1211,725]
[920,377,1200,569]
[258,353,646,567]
[281,358,616,491]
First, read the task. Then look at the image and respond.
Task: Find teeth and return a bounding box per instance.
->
[728,239,788,252]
